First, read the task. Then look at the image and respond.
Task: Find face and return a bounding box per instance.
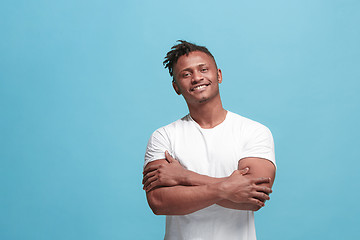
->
[172,51,222,105]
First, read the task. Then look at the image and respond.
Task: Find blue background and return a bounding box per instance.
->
[1,0,359,239]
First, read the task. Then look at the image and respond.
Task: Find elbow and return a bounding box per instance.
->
[149,203,166,215]
[246,203,263,212]
[251,205,261,212]
[147,191,167,215]
[146,188,190,215]
[151,207,166,216]
[250,201,272,212]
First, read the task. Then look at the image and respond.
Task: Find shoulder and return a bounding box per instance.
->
[145,115,192,167]
[150,114,192,139]
[227,111,272,134]
[228,111,276,166]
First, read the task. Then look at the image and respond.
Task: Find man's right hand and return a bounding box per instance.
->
[218,170,272,208]
[143,151,189,192]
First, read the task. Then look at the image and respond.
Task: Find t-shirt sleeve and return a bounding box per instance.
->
[239,124,276,168]
[144,128,171,169]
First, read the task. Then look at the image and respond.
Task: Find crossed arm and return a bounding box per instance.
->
[143,151,276,215]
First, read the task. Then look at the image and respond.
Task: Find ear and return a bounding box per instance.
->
[172,81,181,95]
[217,69,223,83]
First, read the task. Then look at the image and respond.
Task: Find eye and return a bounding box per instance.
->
[200,68,208,72]
[183,72,191,78]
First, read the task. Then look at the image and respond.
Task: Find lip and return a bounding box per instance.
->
[191,83,210,92]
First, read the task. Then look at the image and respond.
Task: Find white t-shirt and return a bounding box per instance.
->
[144,111,276,240]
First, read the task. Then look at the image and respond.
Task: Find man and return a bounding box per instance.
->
[143,40,276,240]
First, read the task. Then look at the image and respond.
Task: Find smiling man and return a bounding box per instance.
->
[143,40,276,240]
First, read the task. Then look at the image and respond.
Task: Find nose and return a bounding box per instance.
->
[192,70,204,83]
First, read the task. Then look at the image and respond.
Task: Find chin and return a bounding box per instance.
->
[198,98,210,103]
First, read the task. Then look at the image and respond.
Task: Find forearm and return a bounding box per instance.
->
[143,158,272,214]
[182,170,227,186]
[147,184,222,215]
[179,170,261,211]
[217,200,261,211]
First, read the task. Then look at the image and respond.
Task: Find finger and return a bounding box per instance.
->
[239,167,249,175]
[143,164,161,174]
[143,175,158,190]
[143,164,161,175]
[252,191,270,202]
[253,177,271,185]
[142,170,156,184]
[146,179,161,192]
[249,198,265,207]
[254,185,272,194]
[165,151,174,163]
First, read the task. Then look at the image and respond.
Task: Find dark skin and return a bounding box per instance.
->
[143,151,275,213]
[144,51,276,215]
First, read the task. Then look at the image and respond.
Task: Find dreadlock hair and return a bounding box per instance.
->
[163,40,216,82]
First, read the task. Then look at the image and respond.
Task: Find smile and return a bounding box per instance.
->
[191,84,209,91]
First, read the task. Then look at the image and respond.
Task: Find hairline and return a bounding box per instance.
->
[172,51,218,83]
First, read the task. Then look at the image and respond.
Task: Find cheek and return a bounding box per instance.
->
[206,72,218,82]
[176,82,191,94]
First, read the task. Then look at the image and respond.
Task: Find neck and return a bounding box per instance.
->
[187,97,227,129]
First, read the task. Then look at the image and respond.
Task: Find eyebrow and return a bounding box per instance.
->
[179,63,207,73]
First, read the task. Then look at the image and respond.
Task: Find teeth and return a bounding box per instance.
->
[194,85,206,90]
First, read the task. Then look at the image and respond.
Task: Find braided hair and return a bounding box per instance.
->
[163,40,216,81]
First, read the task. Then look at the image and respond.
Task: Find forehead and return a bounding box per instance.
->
[173,51,216,73]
